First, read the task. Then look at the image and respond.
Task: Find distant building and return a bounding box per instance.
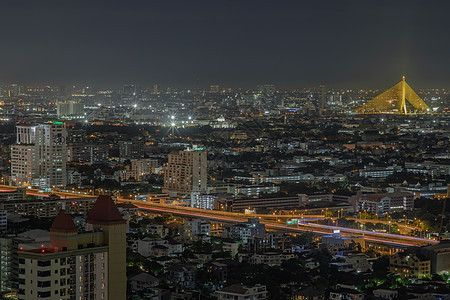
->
[190,192,217,210]
[0,210,6,231]
[119,140,144,160]
[56,101,84,119]
[419,242,450,274]
[249,252,295,266]
[389,252,430,278]
[182,219,210,242]
[166,263,197,290]
[206,261,228,284]
[215,284,267,300]
[329,287,364,300]
[322,233,365,251]
[0,188,26,202]
[67,129,89,162]
[11,123,68,188]
[131,158,159,177]
[223,218,265,244]
[352,192,414,214]
[163,146,207,196]
[0,195,97,218]
[247,232,292,253]
[147,224,169,238]
[235,185,280,197]
[373,289,398,300]
[331,252,371,273]
[128,272,160,292]
[294,287,324,300]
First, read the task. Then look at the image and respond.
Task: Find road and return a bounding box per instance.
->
[1,185,437,247]
[122,199,438,247]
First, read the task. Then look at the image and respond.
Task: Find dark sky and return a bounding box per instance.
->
[1,1,450,89]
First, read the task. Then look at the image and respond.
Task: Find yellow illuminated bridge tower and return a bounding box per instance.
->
[356,76,429,114]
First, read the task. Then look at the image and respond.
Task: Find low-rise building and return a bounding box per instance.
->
[331,252,371,273]
[182,219,211,242]
[248,252,295,266]
[329,288,364,300]
[128,272,160,292]
[373,289,398,299]
[389,252,430,278]
[166,263,197,290]
[351,192,414,214]
[215,284,267,300]
[147,224,169,238]
[419,242,450,275]
[223,218,265,244]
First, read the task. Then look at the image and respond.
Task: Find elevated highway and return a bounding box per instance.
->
[0,185,438,248]
[123,199,438,248]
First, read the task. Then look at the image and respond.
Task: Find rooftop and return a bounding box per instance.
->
[50,210,77,233]
[86,195,125,225]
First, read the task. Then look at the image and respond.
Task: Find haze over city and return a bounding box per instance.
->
[2,1,450,89]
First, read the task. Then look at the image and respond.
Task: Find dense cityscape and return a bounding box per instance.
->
[0,1,449,300]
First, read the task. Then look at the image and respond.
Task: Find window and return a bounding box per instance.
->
[37,291,51,298]
[37,270,51,277]
[38,260,51,267]
[37,281,51,288]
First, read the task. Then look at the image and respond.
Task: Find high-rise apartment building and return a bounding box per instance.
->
[163,146,207,196]
[11,123,68,188]
[17,195,126,300]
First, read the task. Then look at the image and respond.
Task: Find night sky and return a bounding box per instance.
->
[1,1,450,89]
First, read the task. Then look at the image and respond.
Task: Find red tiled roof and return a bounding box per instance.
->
[86,195,125,225]
[50,210,77,233]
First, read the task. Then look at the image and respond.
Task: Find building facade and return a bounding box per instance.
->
[17,195,126,300]
[11,123,68,188]
[163,146,207,195]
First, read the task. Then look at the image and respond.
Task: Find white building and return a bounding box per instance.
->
[331,253,371,273]
[135,238,169,257]
[190,192,217,210]
[215,284,267,300]
[182,219,210,242]
[11,123,68,188]
[147,224,168,238]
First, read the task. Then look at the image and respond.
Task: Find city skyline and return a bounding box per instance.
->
[1,1,450,89]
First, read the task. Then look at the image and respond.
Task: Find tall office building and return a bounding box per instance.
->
[17,195,126,300]
[11,123,68,188]
[163,146,207,196]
